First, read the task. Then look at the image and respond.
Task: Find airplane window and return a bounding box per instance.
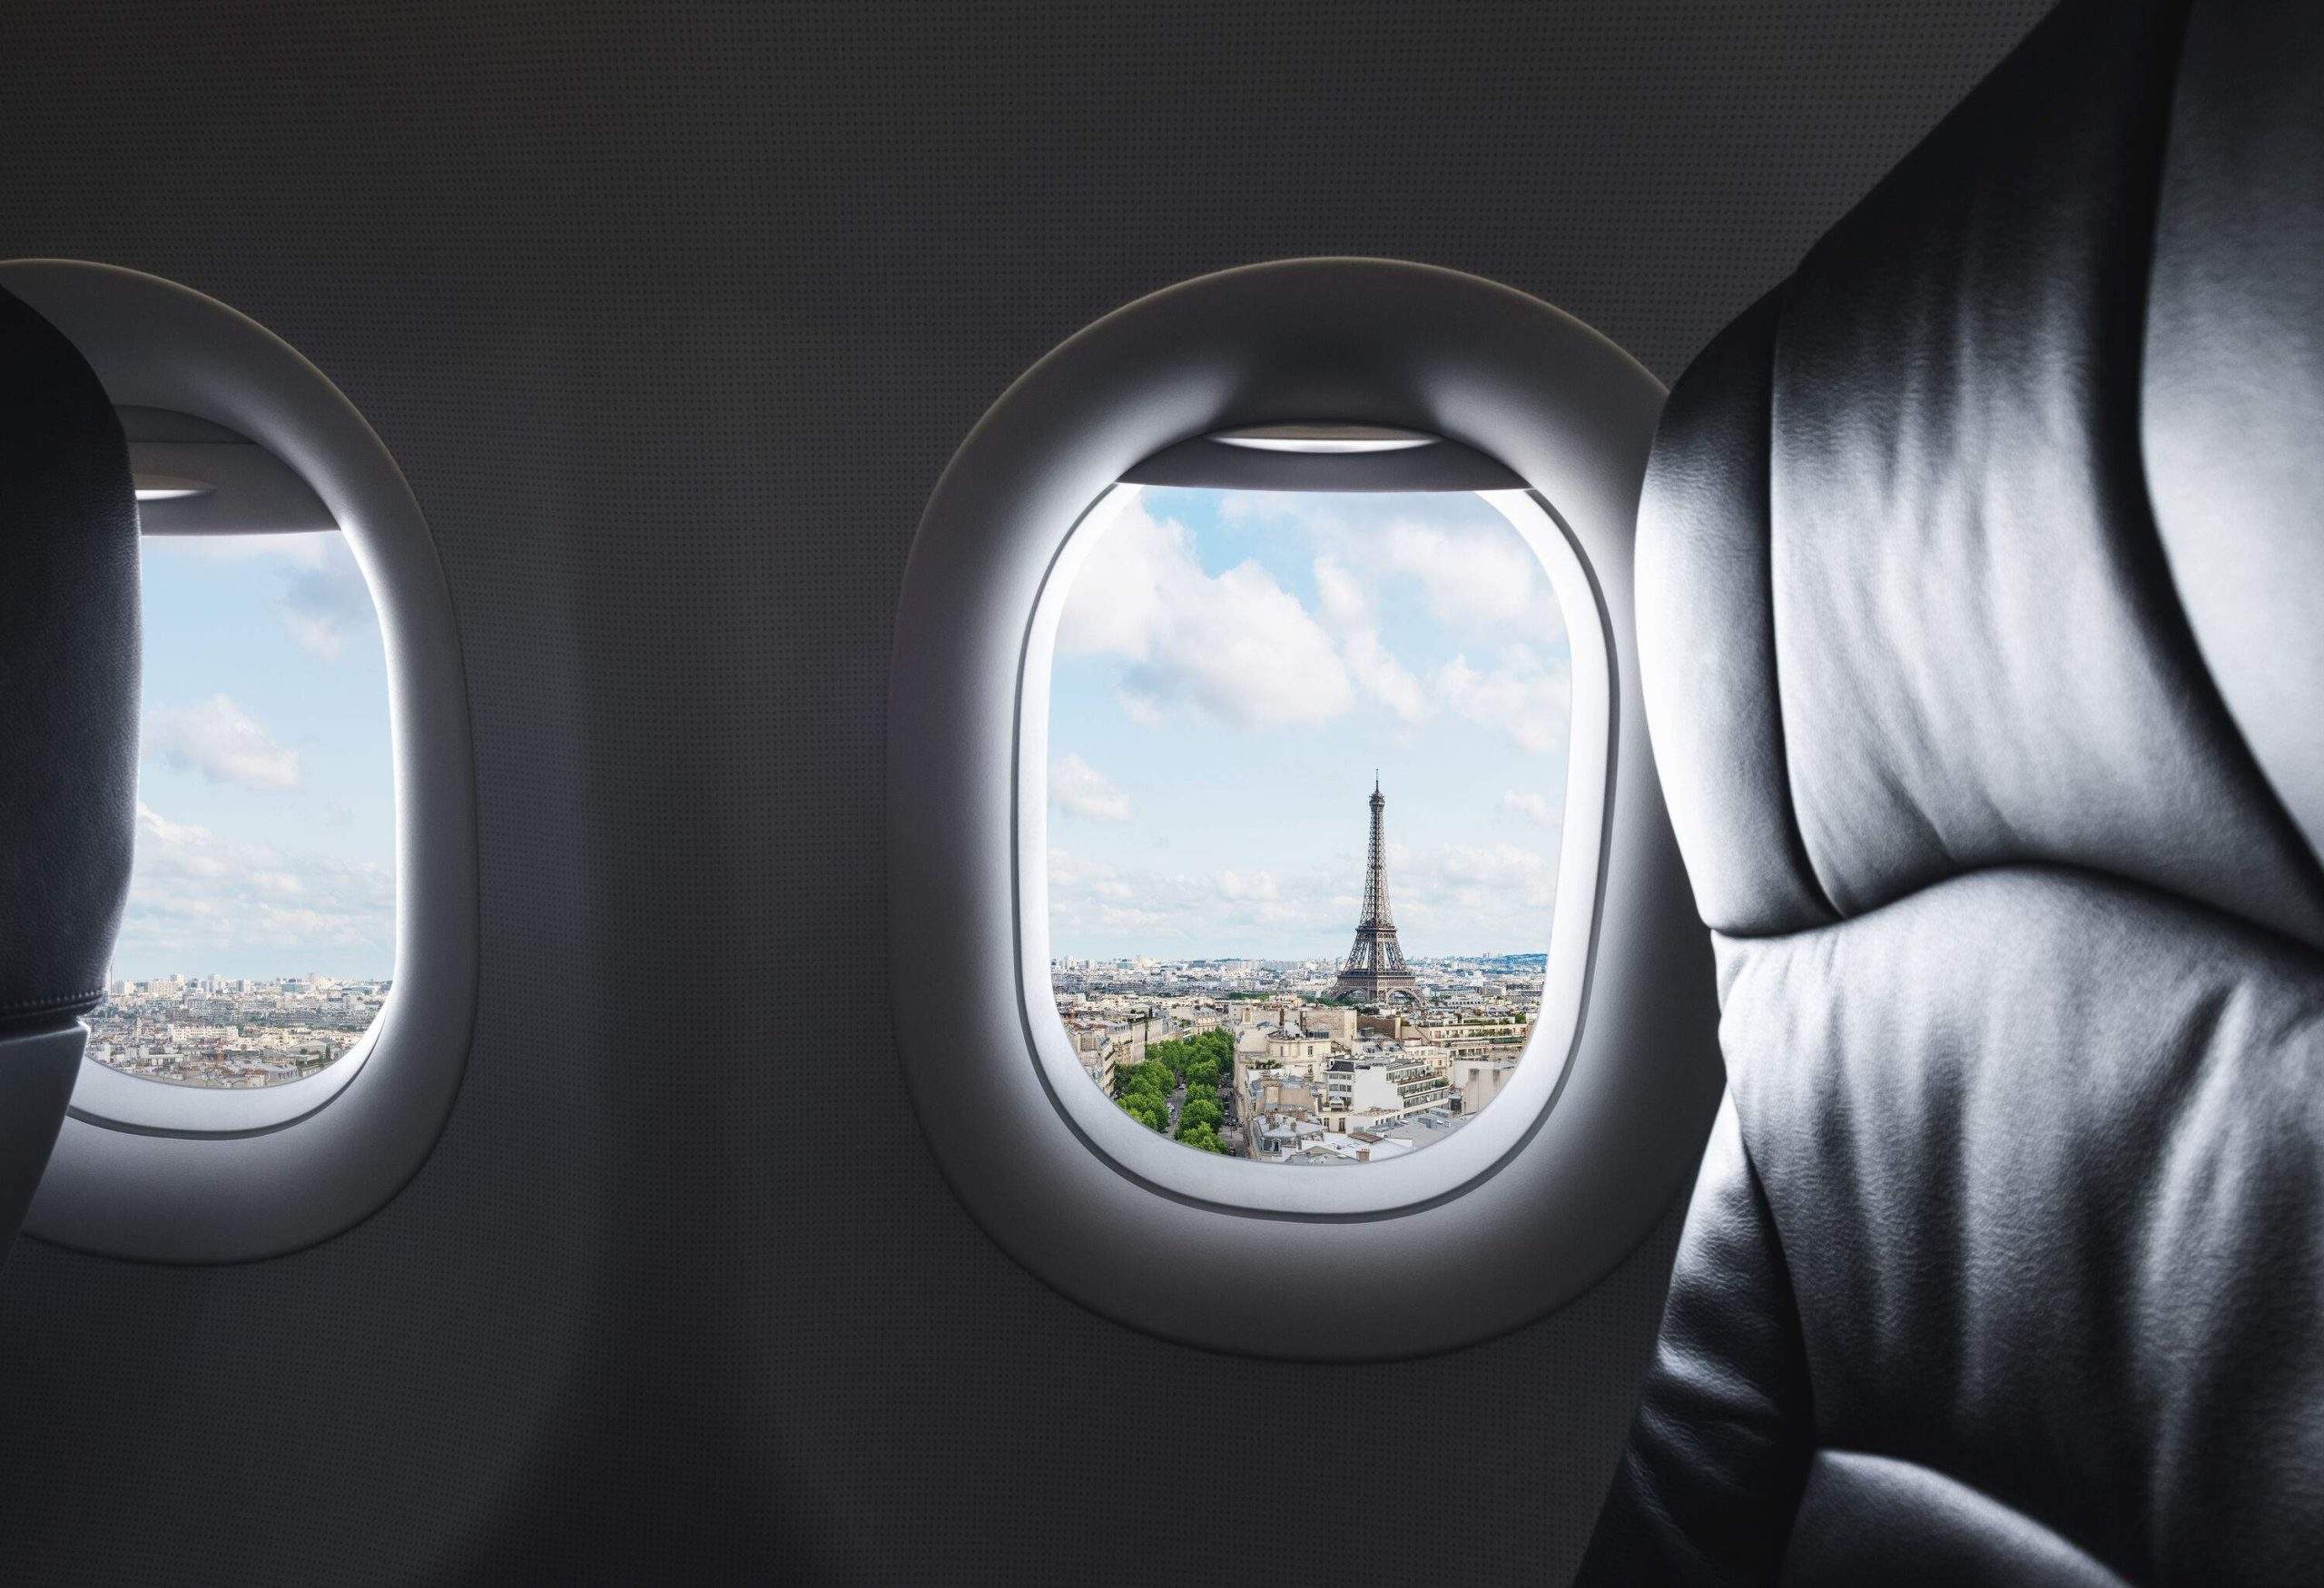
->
[1044,485,1568,1162]
[89,529,392,1089]
[0,257,477,1261]
[895,258,1690,1351]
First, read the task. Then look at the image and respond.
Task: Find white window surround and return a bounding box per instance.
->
[0,260,478,1263]
[889,259,1725,1360]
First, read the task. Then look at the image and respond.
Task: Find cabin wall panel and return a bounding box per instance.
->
[0,2,2048,1580]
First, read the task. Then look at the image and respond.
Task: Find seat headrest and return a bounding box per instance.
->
[0,284,140,1035]
[1639,0,2324,950]
[2143,0,2324,893]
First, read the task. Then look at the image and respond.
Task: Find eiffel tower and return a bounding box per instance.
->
[1333,776,1422,1005]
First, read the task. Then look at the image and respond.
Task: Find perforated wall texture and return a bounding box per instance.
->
[0,3,2049,1582]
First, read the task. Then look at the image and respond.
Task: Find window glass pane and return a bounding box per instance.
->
[1047,486,1568,1161]
[89,531,395,1089]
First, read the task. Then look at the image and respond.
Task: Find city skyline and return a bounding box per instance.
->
[1053,941,1545,1164]
[89,972,385,1090]
[1046,486,1571,961]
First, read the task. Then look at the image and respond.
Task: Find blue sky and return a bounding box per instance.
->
[1047,487,1570,962]
[114,532,395,981]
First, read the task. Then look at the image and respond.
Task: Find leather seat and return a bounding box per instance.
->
[1579,0,2324,1581]
[0,284,140,1268]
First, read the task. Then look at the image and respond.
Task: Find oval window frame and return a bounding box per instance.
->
[890,259,1723,1358]
[0,260,478,1263]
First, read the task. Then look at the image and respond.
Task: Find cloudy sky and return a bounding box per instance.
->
[115,532,395,981]
[1047,486,1571,962]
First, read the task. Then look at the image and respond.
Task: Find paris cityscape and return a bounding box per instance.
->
[87,973,389,1088]
[1053,781,1546,1164]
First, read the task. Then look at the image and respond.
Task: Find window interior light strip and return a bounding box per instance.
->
[1208,424,1438,454]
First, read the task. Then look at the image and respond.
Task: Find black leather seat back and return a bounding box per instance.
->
[0,283,140,1263]
[1581,0,2324,1581]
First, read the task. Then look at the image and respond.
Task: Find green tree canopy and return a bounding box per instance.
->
[1148,1037,1195,1079]
[1118,1093,1167,1133]
[1174,1121,1226,1154]
[1116,1058,1172,1100]
[1142,1028,1235,1082]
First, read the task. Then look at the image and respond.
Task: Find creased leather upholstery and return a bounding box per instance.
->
[0,283,139,1038]
[1782,1451,2131,1588]
[1581,0,2324,1581]
[2142,2,2324,873]
[1635,291,1835,940]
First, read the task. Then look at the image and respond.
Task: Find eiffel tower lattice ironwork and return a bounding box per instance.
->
[1334,776,1421,1005]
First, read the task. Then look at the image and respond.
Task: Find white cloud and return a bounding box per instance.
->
[1044,490,1578,958]
[1314,557,1426,723]
[1431,846,1561,906]
[1056,497,1575,742]
[146,695,301,789]
[1047,835,1560,960]
[1391,840,1562,946]
[1059,501,1354,730]
[173,532,377,660]
[1214,491,1320,527]
[1216,869,1279,902]
[1427,841,1560,910]
[182,534,331,569]
[276,539,377,661]
[1049,847,1134,901]
[1048,847,1347,952]
[1384,518,1555,633]
[1435,645,1571,755]
[117,803,394,966]
[1214,495,1559,641]
[281,610,348,661]
[1499,789,1559,827]
[1051,753,1131,822]
[1047,848,1197,944]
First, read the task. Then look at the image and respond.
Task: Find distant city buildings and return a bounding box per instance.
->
[1052,955,1543,1163]
[87,975,389,1089]
[1055,777,1545,1162]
